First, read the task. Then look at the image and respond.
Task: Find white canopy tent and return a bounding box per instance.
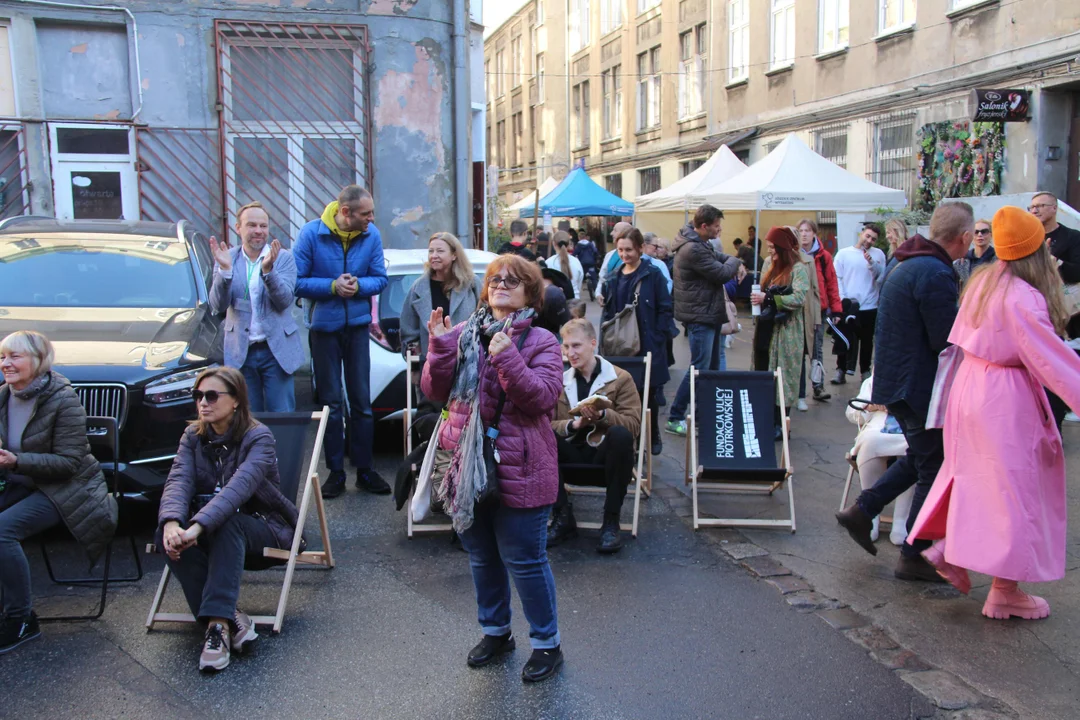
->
[507,176,560,218]
[634,145,748,213]
[700,134,909,267]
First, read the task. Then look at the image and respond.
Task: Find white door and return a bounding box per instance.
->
[49,123,139,221]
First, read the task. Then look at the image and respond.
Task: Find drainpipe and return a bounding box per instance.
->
[452,0,471,241]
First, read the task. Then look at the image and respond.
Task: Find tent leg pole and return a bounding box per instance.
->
[754,208,760,283]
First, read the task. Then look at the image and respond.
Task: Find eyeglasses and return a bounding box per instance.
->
[1028,203,1055,212]
[974,228,991,235]
[487,275,522,289]
[192,390,234,404]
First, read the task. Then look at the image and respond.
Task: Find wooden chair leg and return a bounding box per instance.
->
[840,463,856,512]
[145,564,171,631]
[311,473,334,568]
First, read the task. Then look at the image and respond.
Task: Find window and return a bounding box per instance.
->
[536,53,545,102]
[485,60,492,100]
[680,158,707,177]
[636,47,661,131]
[638,166,661,195]
[496,120,506,168]
[602,65,622,139]
[814,123,848,168]
[818,0,849,53]
[511,37,523,87]
[605,173,622,198]
[0,25,15,116]
[763,139,782,155]
[770,0,795,69]
[878,0,916,34]
[869,112,916,205]
[601,0,623,34]
[728,0,749,82]
[570,0,591,52]
[511,113,522,167]
[572,81,590,148]
[678,25,707,119]
[496,50,506,96]
[537,0,544,25]
[949,0,985,9]
[638,0,661,12]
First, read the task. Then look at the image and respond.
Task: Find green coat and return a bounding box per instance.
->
[754,261,810,408]
[0,372,117,560]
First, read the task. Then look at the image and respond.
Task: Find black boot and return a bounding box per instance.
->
[546,504,578,548]
[835,504,878,556]
[895,554,948,583]
[0,611,40,655]
[597,512,624,554]
[813,386,831,401]
[356,469,391,495]
[467,632,516,667]
[320,470,347,499]
[521,645,564,683]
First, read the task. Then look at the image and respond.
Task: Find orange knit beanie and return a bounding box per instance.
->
[992,205,1045,261]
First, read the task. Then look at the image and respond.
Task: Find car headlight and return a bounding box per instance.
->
[144,366,215,404]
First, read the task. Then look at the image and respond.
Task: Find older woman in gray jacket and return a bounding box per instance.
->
[157,366,298,673]
[399,232,481,362]
[0,331,117,655]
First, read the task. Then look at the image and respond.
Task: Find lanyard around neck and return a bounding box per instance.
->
[244,254,260,299]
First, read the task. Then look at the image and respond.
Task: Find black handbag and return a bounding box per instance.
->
[477,326,531,509]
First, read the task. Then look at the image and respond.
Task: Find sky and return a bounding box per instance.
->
[483,0,528,38]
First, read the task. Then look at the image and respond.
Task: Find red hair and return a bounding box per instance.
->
[481,254,545,313]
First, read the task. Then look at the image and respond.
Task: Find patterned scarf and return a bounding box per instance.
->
[437,304,535,532]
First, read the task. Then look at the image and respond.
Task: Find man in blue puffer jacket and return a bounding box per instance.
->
[293,185,389,499]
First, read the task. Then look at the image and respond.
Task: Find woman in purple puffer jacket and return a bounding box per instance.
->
[421,253,565,683]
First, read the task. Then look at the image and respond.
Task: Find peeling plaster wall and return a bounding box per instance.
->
[36,23,133,120]
[0,0,462,248]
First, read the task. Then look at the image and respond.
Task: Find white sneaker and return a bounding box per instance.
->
[870,516,880,543]
[1065,412,1080,423]
[795,399,808,412]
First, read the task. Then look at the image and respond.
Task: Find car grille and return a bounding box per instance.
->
[72,384,128,429]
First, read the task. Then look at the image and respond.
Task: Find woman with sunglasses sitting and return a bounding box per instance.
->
[157,367,300,672]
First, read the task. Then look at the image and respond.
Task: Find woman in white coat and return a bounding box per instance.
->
[846,375,914,546]
[544,232,583,299]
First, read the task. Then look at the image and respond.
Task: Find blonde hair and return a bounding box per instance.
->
[553,231,572,278]
[236,201,268,225]
[0,330,54,377]
[885,218,908,250]
[560,318,597,341]
[425,232,474,292]
[962,244,1069,336]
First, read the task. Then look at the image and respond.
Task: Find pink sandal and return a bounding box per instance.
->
[982,580,1050,621]
[922,542,971,594]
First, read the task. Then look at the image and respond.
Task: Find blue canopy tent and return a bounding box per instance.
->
[519,167,633,218]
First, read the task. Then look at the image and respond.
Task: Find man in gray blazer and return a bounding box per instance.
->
[209,202,305,412]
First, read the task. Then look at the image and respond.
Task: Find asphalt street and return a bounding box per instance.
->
[4,299,1073,718]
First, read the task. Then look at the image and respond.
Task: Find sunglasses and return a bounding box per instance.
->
[974,228,991,235]
[192,390,234,404]
[488,275,522,289]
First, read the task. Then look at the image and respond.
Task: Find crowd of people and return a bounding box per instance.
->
[3,183,1079,686]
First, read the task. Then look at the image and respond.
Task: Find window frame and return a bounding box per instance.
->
[678,24,707,120]
[770,0,796,71]
[878,0,916,36]
[817,0,849,54]
[601,0,623,35]
[728,0,750,83]
[495,50,506,97]
[511,36,523,89]
[536,53,545,103]
[638,166,661,195]
[638,0,661,13]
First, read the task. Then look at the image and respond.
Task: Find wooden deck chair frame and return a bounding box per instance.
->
[563,352,653,538]
[145,408,334,635]
[404,352,453,537]
[839,398,894,527]
[685,367,796,533]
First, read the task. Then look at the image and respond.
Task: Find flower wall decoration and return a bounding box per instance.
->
[916,121,1006,212]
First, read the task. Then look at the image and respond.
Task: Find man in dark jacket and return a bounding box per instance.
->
[497,220,538,262]
[665,205,745,436]
[294,185,390,499]
[1030,191,1080,426]
[836,202,973,583]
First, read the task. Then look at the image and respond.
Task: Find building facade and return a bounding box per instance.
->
[0,0,485,249]
[485,0,1080,225]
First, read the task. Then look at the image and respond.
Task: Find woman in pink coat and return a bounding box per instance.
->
[910,206,1080,621]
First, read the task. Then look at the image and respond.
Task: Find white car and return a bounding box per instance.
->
[310,248,497,422]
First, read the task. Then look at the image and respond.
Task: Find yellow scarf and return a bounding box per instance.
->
[321,201,362,244]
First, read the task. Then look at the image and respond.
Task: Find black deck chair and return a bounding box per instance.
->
[145,408,333,634]
[560,352,652,537]
[685,368,795,533]
[403,352,453,537]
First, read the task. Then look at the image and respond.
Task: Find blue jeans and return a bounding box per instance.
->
[459,504,560,649]
[669,322,725,422]
[158,513,278,621]
[310,326,373,472]
[0,488,62,616]
[855,408,942,559]
[241,342,296,413]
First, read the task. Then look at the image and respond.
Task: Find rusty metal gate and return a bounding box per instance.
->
[0,123,31,219]
[214,19,373,245]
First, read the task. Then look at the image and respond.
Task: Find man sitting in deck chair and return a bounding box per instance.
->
[157,367,299,673]
[548,319,641,554]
